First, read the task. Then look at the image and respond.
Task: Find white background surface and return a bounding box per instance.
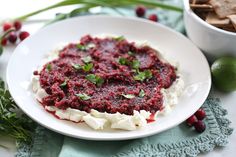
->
[0,1,235,156]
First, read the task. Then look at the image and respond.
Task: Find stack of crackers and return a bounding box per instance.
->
[190,0,236,32]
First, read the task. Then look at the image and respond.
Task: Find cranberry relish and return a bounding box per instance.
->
[38,35,177,115]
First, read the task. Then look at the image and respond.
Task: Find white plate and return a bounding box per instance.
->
[7,15,211,140]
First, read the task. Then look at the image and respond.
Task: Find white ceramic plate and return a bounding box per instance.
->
[7,15,211,140]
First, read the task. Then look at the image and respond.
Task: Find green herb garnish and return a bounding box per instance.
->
[82,56,92,63]
[86,74,104,86]
[76,93,91,100]
[46,64,52,71]
[72,63,82,70]
[0,78,36,143]
[131,60,140,69]
[128,51,134,56]
[82,63,93,72]
[72,63,93,72]
[60,79,68,87]
[0,45,3,56]
[121,94,135,99]
[134,70,152,81]
[118,57,129,65]
[77,43,86,51]
[139,89,145,97]
[113,36,125,42]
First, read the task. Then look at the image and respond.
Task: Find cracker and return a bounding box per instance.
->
[206,12,231,27]
[227,14,236,29]
[190,4,213,9]
[209,0,236,18]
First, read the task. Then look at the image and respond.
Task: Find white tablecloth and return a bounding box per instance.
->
[0,1,235,156]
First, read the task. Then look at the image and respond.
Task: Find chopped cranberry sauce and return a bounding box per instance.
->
[39,35,177,115]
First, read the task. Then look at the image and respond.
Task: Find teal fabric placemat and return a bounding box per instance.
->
[16,1,233,157]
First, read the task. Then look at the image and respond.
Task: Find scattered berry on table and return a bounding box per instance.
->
[148,14,158,22]
[3,22,12,31]
[8,32,17,44]
[19,31,30,41]
[194,121,206,133]
[1,38,8,46]
[135,6,146,17]
[13,20,22,31]
[195,108,206,120]
[186,115,198,126]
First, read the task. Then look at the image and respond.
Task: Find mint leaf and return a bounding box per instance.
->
[121,94,135,99]
[72,63,82,70]
[113,36,125,42]
[118,57,129,65]
[60,79,68,87]
[86,74,104,86]
[46,64,52,71]
[139,89,145,97]
[82,56,92,63]
[82,63,93,72]
[77,43,86,51]
[76,93,91,100]
[134,70,152,81]
[131,60,140,69]
[128,51,134,56]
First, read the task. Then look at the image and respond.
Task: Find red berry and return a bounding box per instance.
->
[148,14,158,22]
[194,121,206,133]
[19,31,30,41]
[3,22,12,32]
[1,38,7,46]
[186,115,198,126]
[195,108,206,120]
[135,6,146,17]
[13,20,22,31]
[8,32,17,44]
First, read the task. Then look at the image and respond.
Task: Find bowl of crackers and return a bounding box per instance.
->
[183,0,236,61]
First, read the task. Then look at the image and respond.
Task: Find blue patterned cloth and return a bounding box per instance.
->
[16,1,233,157]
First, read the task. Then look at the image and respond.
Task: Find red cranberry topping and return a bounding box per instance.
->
[38,35,177,115]
[13,20,22,31]
[186,115,198,126]
[8,32,17,44]
[195,108,206,120]
[3,22,12,32]
[148,14,158,22]
[135,6,146,17]
[19,31,30,41]
[1,38,7,46]
[194,121,206,133]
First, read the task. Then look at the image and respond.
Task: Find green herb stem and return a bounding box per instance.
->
[15,0,182,21]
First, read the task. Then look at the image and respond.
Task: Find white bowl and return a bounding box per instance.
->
[183,0,236,62]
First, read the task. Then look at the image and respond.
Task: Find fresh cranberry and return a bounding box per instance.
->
[148,14,158,22]
[135,6,146,17]
[1,38,7,46]
[13,20,22,31]
[33,70,39,75]
[194,121,206,133]
[3,22,12,32]
[19,31,30,41]
[8,32,17,44]
[186,115,198,126]
[195,108,206,120]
